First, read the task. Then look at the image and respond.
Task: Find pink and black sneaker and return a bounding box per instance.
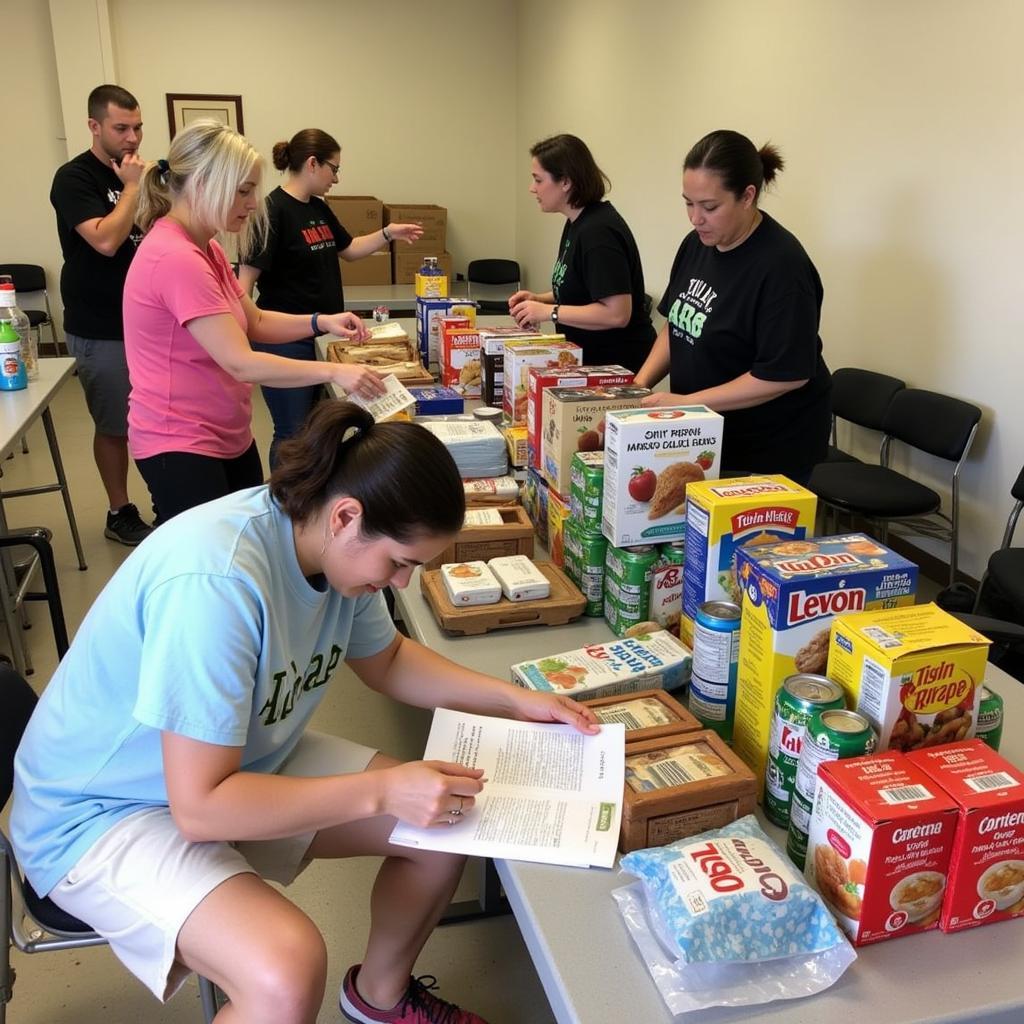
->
[340,964,490,1024]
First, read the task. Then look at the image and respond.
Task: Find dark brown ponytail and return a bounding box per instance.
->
[684,130,785,200]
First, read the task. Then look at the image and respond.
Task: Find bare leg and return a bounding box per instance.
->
[94,431,130,510]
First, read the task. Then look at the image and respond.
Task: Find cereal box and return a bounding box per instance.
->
[906,740,1024,933]
[806,751,959,945]
[415,297,475,367]
[827,603,990,755]
[542,385,651,498]
[601,406,724,548]
[501,338,579,424]
[527,366,634,474]
[479,326,541,408]
[680,476,818,646]
[439,325,482,397]
[511,631,693,701]
[732,534,918,796]
[547,487,571,567]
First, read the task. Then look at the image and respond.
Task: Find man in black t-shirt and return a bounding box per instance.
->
[50,84,152,546]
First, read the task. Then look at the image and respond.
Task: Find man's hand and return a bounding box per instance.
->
[113,152,147,188]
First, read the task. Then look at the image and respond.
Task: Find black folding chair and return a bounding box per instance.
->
[467,259,521,314]
[0,265,61,356]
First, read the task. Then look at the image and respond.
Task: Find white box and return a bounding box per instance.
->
[440,561,502,606]
[487,554,550,602]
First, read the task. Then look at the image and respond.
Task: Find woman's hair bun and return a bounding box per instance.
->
[271,141,291,171]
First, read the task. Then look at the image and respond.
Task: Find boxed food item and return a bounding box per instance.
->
[504,424,527,469]
[542,385,651,497]
[511,630,693,701]
[501,339,579,424]
[562,519,607,617]
[527,366,634,474]
[415,267,449,298]
[440,561,502,606]
[338,250,392,286]
[547,487,571,567]
[806,751,959,945]
[620,730,758,851]
[906,740,1024,933]
[732,534,918,795]
[487,554,550,602]
[827,603,990,754]
[395,250,453,286]
[569,451,604,534]
[681,476,818,646]
[384,203,446,252]
[521,468,548,545]
[439,325,482,397]
[650,542,685,633]
[478,326,541,408]
[602,406,724,548]
[582,688,702,743]
[463,476,519,507]
[325,194,383,234]
[424,505,533,570]
[408,385,464,416]
[415,297,475,367]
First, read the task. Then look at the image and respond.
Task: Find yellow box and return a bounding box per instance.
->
[827,603,990,754]
[504,424,527,469]
[680,476,818,646]
[547,487,571,568]
[415,272,449,298]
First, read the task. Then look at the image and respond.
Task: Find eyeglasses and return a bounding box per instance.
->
[322,160,340,176]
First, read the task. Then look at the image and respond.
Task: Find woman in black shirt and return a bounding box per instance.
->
[509,134,655,373]
[634,130,831,484]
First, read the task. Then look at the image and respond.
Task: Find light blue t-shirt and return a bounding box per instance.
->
[12,486,396,896]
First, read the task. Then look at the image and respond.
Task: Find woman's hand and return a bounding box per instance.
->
[331,362,387,400]
[509,298,552,329]
[380,760,486,828]
[388,222,424,244]
[507,289,537,309]
[319,311,371,342]
[641,391,690,408]
[507,688,601,735]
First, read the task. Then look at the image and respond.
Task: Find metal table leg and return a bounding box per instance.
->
[41,408,86,571]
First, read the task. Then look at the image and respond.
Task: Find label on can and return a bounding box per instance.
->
[649,543,684,632]
[976,684,1004,751]
[564,520,606,617]
[689,600,740,740]
[604,543,658,636]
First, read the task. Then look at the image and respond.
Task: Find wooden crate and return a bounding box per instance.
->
[581,689,702,744]
[423,506,534,570]
[619,730,757,852]
[420,562,584,635]
[325,335,433,386]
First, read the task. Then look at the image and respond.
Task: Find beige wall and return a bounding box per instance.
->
[515,0,1024,579]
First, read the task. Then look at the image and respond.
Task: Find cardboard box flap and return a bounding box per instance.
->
[833,602,992,656]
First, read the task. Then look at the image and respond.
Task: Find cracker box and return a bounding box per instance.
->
[504,424,527,469]
[680,476,818,646]
[415,297,476,367]
[526,366,634,474]
[408,385,464,416]
[487,554,550,602]
[827,603,990,754]
[732,534,917,796]
[906,740,1024,933]
[542,385,651,498]
[547,487,571,567]
[511,631,693,701]
[601,406,724,547]
[439,325,482,397]
[582,688,702,744]
[806,751,959,946]
[440,561,502,606]
[521,467,549,545]
[479,326,541,408]
[501,338,579,424]
[621,730,758,852]
[462,476,519,507]
[569,451,604,534]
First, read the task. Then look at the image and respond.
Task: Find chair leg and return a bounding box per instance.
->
[2,847,15,1024]
[198,974,223,1021]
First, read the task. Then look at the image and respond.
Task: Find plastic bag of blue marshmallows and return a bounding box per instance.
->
[614,815,855,1015]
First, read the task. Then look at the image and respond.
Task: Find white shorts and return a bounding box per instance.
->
[48,731,378,1003]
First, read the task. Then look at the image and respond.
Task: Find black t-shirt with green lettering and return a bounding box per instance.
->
[551,201,656,373]
[657,212,831,479]
[244,188,353,314]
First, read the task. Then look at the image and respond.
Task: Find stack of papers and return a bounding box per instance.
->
[344,374,416,422]
[390,709,625,868]
[422,420,508,478]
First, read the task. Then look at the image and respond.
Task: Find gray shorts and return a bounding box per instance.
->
[65,333,130,437]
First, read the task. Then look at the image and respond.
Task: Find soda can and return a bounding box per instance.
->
[688,600,741,740]
[976,685,1004,751]
[764,673,846,828]
[563,520,607,617]
[372,305,390,323]
[604,544,659,636]
[787,708,876,868]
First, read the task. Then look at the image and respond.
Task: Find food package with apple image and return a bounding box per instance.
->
[602,406,723,547]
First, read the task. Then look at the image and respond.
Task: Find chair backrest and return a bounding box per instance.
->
[882,387,981,462]
[830,367,906,430]
[1,664,38,807]
[1012,463,1024,505]
[0,263,47,294]
[467,259,520,286]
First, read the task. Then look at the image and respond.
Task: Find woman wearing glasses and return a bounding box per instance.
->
[239,129,423,466]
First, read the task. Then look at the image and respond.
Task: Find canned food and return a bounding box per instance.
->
[976,685,1004,751]
[787,708,876,868]
[604,544,659,636]
[372,304,390,323]
[764,673,846,828]
[688,600,741,740]
[649,542,685,632]
[563,520,607,617]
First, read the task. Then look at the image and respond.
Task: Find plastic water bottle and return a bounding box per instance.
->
[0,278,36,381]
[0,320,27,390]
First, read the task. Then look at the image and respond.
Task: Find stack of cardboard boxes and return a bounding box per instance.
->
[325,195,391,286]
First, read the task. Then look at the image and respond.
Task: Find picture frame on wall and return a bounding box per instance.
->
[166,94,244,138]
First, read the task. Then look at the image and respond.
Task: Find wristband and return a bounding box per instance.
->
[311,312,323,336]
[382,225,392,243]
[551,304,560,324]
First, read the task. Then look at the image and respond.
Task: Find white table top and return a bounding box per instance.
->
[0,357,76,459]
[343,284,417,311]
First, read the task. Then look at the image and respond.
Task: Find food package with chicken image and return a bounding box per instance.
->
[511,630,693,701]
[601,406,724,548]
[731,534,917,798]
[438,324,483,397]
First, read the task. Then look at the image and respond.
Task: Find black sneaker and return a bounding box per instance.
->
[104,503,153,546]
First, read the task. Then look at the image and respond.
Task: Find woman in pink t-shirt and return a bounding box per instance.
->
[124,119,386,524]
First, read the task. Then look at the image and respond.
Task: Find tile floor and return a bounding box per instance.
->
[1,374,555,1023]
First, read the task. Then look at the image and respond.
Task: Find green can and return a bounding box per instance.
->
[569,451,604,535]
[604,543,659,636]
[563,519,607,617]
[976,685,1004,751]
[764,673,846,828]
[787,708,876,868]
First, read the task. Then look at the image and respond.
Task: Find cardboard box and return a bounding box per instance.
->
[338,251,392,287]
[395,251,453,287]
[423,505,533,571]
[325,194,383,234]
[439,325,482,397]
[582,689,702,743]
[415,296,475,367]
[601,406,724,548]
[906,740,1024,933]
[384,203,447,252]
[806,751,959,946]
[542,385,650,498]
[478,327,539,408]
[732,534,918,796]
[501,339,579,424]
[547,487,571,567]
[620,730,757,851]
[504,424,527,469]
[680,476,819,646]
[408,385,464,416]
[827,603,990,754]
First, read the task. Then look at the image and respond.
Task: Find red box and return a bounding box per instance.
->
[439,323,481,397]
[906,740,1024,933]
[526,364,633,473]
[805,751,958,946]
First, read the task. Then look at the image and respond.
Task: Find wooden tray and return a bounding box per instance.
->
[325,337,434,386]
[420,562,585,635]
